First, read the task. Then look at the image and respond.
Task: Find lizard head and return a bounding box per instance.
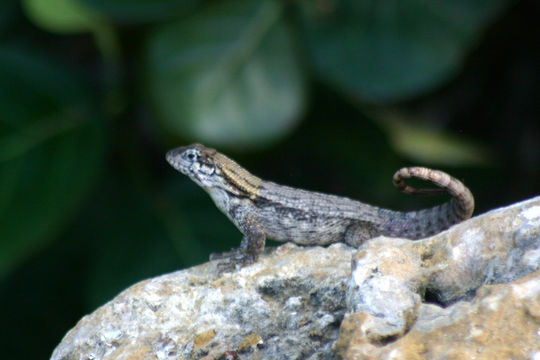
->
[166,143,263,199]
[166,143,220,188]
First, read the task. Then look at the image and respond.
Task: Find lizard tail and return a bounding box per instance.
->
[391,167,475,237]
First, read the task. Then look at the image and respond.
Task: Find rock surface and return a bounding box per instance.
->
[345,196,540,344]
[336,270,540,360]
[51,196,540,360]
[51,243,356,360]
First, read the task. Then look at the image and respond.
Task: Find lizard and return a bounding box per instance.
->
[166,143,474,270]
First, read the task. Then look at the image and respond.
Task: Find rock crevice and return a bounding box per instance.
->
[51,196,540,360]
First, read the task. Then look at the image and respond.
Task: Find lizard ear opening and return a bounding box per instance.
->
[200,163,215,176]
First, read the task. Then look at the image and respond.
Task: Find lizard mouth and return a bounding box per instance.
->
[165,149,188,174]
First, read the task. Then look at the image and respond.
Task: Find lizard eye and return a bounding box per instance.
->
[184,150,197,161]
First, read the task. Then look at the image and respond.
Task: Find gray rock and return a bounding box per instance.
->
[51,196,540,359]
[345,195,540,344]
[51,243,355,360]
[336,270,540,360]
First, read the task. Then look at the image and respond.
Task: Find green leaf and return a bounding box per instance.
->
[374,110,492,166]
[77,0,200,24]
[22,0,105,33]
[0,46,106,279]
[146,0,305,148]
[22,0,120,64]
[300,0,512,102]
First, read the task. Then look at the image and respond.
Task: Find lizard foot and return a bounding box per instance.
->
[210,250,256,273]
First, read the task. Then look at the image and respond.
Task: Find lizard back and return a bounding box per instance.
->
[166,143,475,268]
[254,175,473,247]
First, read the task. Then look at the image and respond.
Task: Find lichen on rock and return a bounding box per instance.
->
[336,270,540,360]
[51,196,540,360]
[343,196,540,349]
[50,243,354,360]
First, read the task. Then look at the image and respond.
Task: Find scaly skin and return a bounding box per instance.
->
[166,143,474,270]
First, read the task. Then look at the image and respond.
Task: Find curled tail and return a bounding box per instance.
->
[393,167,474,221]
[380,167,475,239]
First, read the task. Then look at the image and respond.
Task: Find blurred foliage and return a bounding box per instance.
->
[0,0,19,31]
[0,0,538,359]
[146,0,305,147]
[0,45,105,278]
[300,0,511,101]
[78,0,200,23]
[23,0,104,33]
[373,110,493,166]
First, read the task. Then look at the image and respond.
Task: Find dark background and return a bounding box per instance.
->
[0,0,539,359]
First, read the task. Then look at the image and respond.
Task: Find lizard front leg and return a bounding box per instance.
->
[210,216,266,271]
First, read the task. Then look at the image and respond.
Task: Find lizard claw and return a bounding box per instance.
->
[209,250,235,260]
[210,250,256,273]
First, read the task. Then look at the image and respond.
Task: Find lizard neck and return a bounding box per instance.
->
[213,152,263,200]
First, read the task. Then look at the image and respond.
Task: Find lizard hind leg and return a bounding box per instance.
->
[343,220,381,248]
